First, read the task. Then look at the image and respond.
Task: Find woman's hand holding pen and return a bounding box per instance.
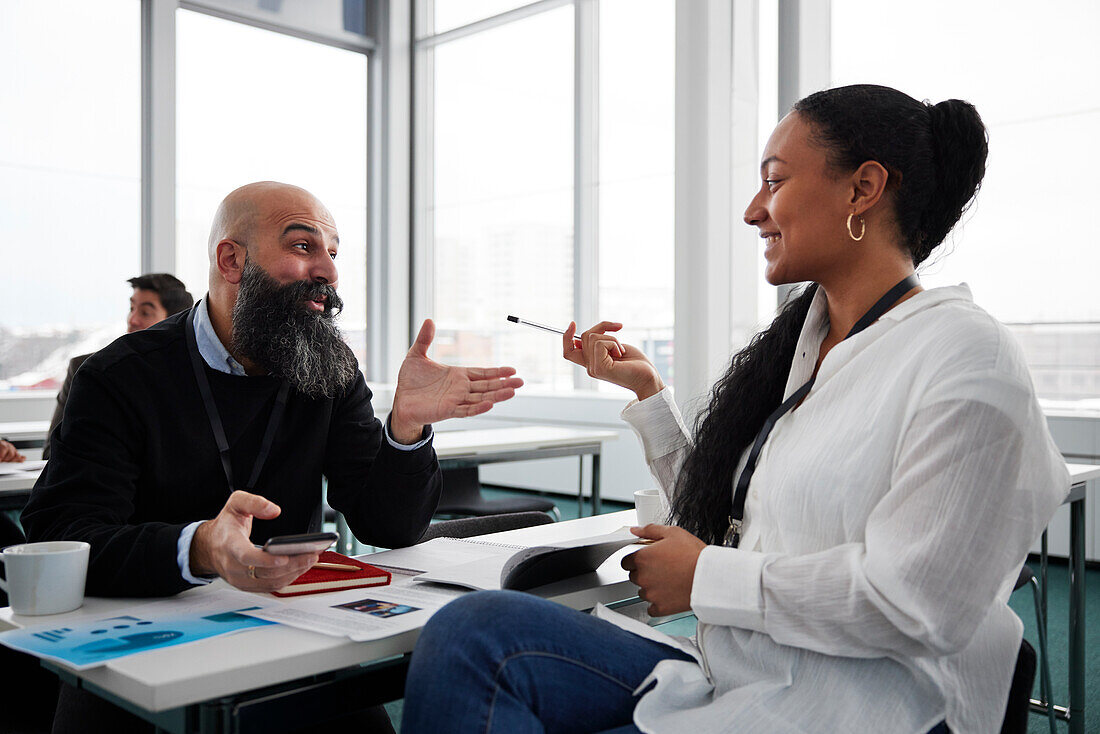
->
[621,524,705,617]
[563,321,665,401]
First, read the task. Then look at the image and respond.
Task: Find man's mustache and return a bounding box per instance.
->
[280,279,344,316]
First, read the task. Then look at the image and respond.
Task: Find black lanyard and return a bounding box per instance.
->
[185,303,290,494]
[722,274,921,548]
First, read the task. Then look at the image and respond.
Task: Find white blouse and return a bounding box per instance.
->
[600,284,1068,734]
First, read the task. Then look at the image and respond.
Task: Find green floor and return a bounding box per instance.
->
[388,487,1099,733]
[1014,559,1099,734]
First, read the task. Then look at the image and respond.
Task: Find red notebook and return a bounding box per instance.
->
[271,550,392,597]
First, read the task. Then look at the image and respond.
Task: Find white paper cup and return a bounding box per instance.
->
[634,489,666,526]
[0,541,90,615]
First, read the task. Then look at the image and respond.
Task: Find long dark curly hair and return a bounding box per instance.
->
[671,84,988,544]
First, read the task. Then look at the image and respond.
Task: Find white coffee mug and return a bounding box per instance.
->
[634,489,666,526]
[0,541,90,615]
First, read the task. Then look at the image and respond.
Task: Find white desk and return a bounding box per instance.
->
[0,420,50,448]
[0,511,638,732]
[4,465,1093,731]
[0,468,41,511]
[433,426,618,516]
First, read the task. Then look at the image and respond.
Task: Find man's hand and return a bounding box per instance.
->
[390,319,525,443]
[563,322,664,401]
[0,439,25,463]
[190,491,319,592]
[621,524,706,617]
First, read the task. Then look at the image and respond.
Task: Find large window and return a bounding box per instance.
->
[0,0,140,390]
[416,0,675,393]
[597,0,675,390]
[425,6,575,390]
[432,0,538,34]
[176,9,369,365]
[831,0,1100,406]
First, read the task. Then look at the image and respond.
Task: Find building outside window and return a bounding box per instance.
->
[0,0,140,390]
[176,9,369,366]
[831,0,1100,407]
[415,0,675,394]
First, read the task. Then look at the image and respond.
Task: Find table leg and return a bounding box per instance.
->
[578,457,585,519]
[1040,529,1048,640]
[1068,494,1085,734]
[591,452,601,516]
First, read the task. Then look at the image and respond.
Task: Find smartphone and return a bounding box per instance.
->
[262,531,338,555]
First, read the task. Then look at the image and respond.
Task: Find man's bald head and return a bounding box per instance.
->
[207,181,325,260]
[206,181,338,296]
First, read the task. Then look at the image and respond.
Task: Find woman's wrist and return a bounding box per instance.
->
[633,379,666,402]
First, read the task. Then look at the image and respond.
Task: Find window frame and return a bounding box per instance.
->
[412,0,591,389]
[140,0,385,375]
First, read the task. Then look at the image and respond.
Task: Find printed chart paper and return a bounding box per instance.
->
[0,589,277,670]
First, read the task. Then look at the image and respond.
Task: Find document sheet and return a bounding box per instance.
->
[0,589,277,670]
[238,541,499,641]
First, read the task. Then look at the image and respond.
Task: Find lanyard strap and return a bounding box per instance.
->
[185,304,290,493]
[722,274,920,547]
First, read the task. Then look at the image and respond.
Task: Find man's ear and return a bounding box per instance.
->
[215,240,246,285]
[849,160,891,216]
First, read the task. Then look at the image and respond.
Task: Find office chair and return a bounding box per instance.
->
[1000,639,1037,734]
[419,511,554,542]
[1012,564,1058,734]
[434,467,561,521]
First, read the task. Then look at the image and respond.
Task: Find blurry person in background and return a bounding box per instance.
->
[43,274,194,459]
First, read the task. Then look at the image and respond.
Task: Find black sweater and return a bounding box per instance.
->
[22,310,441,597]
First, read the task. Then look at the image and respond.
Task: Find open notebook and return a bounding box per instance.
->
[412,528,640,592]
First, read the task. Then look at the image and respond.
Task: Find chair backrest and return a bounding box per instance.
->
[418,512,554,542]
[1000,639,1036,734]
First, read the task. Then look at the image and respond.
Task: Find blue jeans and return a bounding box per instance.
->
[401,590,695,734]
[401,590,952,734]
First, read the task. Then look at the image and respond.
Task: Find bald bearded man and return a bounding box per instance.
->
[26,180,523,592]
[23,182,523,730]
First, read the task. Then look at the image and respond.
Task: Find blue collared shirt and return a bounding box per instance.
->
[177,298,430,584]
[193,297,249,376]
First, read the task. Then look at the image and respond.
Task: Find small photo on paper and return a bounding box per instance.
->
[334,598,421,618]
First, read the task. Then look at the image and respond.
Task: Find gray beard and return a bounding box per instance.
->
[230,259,358,399]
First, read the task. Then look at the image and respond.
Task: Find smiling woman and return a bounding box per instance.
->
[398,85,1067,734]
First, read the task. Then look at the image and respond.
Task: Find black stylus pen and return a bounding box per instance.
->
[507,315,582,343]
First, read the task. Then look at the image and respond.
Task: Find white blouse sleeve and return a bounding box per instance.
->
[621,387,692,505]
[690,368,1068,659]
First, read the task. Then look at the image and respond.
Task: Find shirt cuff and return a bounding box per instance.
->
[178,521,214,586]
[620,387,690,463]
[690,545,768,632]
[384,415,433,451]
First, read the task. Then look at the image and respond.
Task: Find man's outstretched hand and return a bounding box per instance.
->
[390,319,524,444]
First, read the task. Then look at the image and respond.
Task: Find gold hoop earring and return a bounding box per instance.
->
[846,213,865,241]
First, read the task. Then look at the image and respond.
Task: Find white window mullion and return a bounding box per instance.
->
[776,0,830,307]
[573,0,599,389]
[673,0,734,420]
[141,0,176,275]
[411,36,435,355]
[730,0,762,348]
[370,0,413,382]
